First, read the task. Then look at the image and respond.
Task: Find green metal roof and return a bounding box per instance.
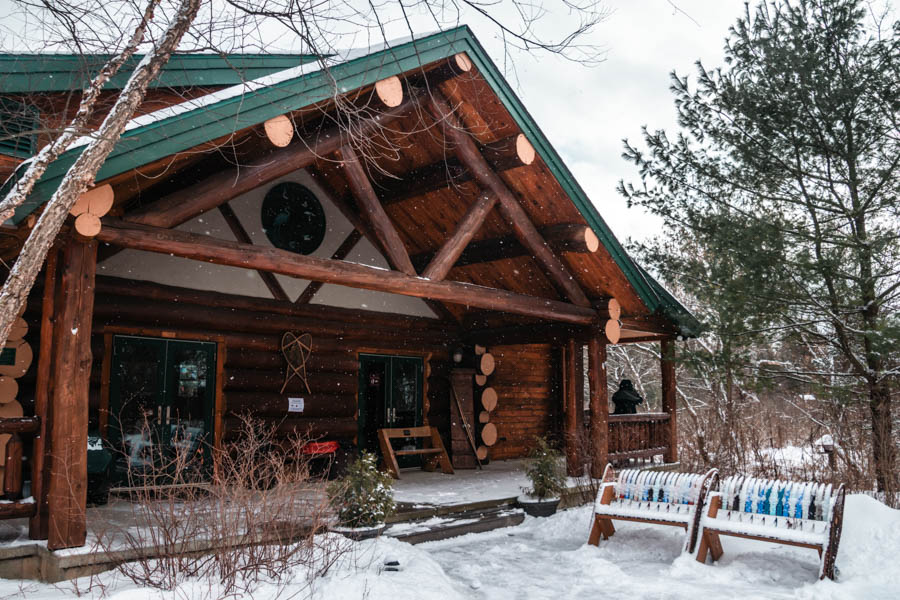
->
[2,27,698,336]
[0,53,319,93]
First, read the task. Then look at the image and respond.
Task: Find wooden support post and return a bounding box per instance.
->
[29,248,58,540]
[427,92,592,308]
[338,144,416,276]
[295,229,363,304]
[564,338,585,477]
[588,335,608,478]
[46,236,97,550]
[660,337,678,463]
[423,191,498,281]
[218,203,290,302]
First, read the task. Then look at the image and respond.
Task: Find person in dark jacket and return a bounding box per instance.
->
[612,379,644,414]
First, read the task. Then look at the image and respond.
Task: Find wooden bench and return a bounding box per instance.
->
[696,476,846,580]
[377,426,453,479]
[588,464,719,554]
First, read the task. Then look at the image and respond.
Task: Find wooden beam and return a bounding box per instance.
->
[660,338,678,463]
[427,92,592,308]
[588,335,608,478]
[97,220,599,325]
[124,94,423,229]
[373,135,526,207]
[423,191,497,280]
[309,167,458,322]
[338,144,416,275]
[295,229,362,304]
[412,223,599,271]
[46,236,97,550]
[29,247,57,540]
[218,203,290,302]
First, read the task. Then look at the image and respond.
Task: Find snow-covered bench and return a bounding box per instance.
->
[588,465,719,554]
[696,476,846,580]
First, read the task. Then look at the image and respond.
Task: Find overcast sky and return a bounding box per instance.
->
[467,1,748,244]
[0,0,748,243]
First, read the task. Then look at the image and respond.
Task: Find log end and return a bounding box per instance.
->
[516,134,536,166]
[74,213,102,238]
[86,184,114,217]
[604,319,621,344]
[454,52,474,73]
[481,386,498,411]
[479,352,495,376]
[264,115,294,148]
[584,228,600,253]
[375,76,404,108]
[481,422,498,446]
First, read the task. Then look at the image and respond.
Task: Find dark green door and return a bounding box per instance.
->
[109,335,216,482]
[358,354,424,467]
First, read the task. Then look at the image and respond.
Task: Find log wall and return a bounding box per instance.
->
[21,275,454,448]
[485,343,561,460]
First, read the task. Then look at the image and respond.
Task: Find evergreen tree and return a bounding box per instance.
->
[620,0,899,493]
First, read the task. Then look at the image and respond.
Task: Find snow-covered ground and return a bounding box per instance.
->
[1,493,896,599]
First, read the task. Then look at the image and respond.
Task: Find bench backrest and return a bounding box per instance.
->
[717,476,835,523]
[613,468,709,506]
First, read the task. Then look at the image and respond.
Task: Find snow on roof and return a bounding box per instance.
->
[65,31,437,151]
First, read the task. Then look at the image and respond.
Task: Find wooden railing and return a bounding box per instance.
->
[608,413,671,462]
[0,417,40,520]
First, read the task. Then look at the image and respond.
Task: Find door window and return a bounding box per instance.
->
[108,336,216,481]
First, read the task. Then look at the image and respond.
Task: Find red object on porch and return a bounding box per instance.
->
[301,441,339,455]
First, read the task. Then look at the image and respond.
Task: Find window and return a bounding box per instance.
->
[0,97,39,158]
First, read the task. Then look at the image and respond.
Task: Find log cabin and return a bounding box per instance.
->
[0,27,700,550]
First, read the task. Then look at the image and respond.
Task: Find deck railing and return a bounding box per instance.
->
[607,413,671,462]
[0,417,40,519]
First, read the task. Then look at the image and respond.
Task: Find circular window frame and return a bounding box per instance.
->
[260,182,326,255]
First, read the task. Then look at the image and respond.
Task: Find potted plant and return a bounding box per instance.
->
[518,437,567,517]
[327,451,395,540]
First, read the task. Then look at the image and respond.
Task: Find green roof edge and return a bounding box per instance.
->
[4,27,698,336]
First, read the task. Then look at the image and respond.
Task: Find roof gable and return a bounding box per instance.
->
[2,27,699,336]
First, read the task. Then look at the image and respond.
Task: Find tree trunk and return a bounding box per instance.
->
[869,380,895,495]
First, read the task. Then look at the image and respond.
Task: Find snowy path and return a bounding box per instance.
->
[1,495,896,598]
[314,495,898,600]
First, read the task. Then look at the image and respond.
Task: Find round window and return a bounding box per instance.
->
[261,182,326,255]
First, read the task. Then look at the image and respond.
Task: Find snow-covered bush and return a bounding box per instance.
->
[328,451,395,527]
[522,437,567,500]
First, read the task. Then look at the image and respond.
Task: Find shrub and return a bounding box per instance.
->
[327,451,395,528]
[522,436,567,500]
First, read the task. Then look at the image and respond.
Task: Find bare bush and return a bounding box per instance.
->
[96,414,347,598]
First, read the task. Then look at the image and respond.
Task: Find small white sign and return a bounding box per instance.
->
[288,397,305,413]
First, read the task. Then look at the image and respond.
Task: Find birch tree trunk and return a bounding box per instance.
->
[0,0,202,349]
[0,0,162,223]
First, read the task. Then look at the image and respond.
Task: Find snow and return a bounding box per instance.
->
[0,494,895,598]
[392,459,577,507]
[61,31,438,151]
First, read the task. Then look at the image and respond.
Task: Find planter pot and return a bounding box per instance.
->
[331,523,386,541]
[517,495,560,518]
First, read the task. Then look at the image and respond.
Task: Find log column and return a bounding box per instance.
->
[660,337,678,463]
[588,335,608,478]
[46,235,97,550]
[564,338,585,477]
[29,248,58,540]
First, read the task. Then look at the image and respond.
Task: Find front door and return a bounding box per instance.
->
[108,335,216,483]
[358,354,424,466]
